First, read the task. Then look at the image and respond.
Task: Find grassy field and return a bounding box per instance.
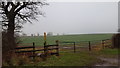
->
[96,48,119,58]
[36,49,118,66]
[19,34,113,46]
[3,48,118,66]
[23,51,101,66]
[3,33,118,66]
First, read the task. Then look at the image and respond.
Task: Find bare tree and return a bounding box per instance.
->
[0,1,48,52]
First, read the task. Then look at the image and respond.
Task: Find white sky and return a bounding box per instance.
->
[46,0,119,2]
[22,1,118,36]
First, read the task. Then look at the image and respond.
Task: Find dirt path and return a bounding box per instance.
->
[94,57,118,66]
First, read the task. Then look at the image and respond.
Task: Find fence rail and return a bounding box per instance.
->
[15,41,59,61]
[15,39,111,60]
[15,49,44,53]
[59,39,111,52]
[15,46,34,49]
[44,44,58,47]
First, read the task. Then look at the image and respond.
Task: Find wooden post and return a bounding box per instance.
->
[44,42,48,57]
[118,36,120,49]
[89,41,91,51]
[44,32,47,57]
[44,32,47,46]
[44,32,47,41]
[102,40,104,49]
[73,42,76,53]
[33,42,35,62]
[56,40,59,56]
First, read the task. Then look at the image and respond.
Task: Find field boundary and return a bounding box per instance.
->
[15,41,59,61]
[59,39,112,52]
[15,39,112,60]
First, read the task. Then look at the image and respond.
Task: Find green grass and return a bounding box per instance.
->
[100,48,118,55]
[3,48,118,66]
[19,34,113,46]
[34,49,118,66]
[98,48,118,58]
[92,48,119,58]
[4,51,101,66]
[24,51,101,66]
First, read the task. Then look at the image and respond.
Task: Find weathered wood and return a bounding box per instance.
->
[15,46,34,49]
[51,52,59,55]
[33,42,35,61]
[73,42,76,53]
[102,40,105,49]
[56,40,59,56]
[60,42,75,43]
[44,45,58,47]
[15,41,59,59]
[88,41,91,51]
[47,48,58,50]
[15,49,44,53]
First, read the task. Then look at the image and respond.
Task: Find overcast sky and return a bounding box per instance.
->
[22,2,118,36]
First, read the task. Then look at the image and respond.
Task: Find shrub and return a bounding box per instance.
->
[3,54,31,66]
[17,56,31,66]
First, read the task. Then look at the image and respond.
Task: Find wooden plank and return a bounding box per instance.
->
[15,49,44,53]
[29,55,36,58]
[44,45,58,47]
[88,41,91,51]
[47,48,58,50]
[51,52,58,55]
[15,46,34,49]
[102,40,105,49]
[15,50,33,53]
[33,42,35,62]
[73,42,76,53]
[60,42,74,43]
[35,49,44,51]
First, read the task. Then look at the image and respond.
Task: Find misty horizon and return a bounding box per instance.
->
[21,2,118,36]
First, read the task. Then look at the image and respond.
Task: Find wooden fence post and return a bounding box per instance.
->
[89,41,91,51]
[102,40,104,49]
[44,41,48,58]
[44,41,46,54]
[56,40,59,56]
[73,42,76,53]
[44,45,46,56]
[44,32,48,57]
[33,42,35,61]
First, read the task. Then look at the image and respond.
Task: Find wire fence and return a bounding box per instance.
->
[59,39,112,53]
[17,39,112,53]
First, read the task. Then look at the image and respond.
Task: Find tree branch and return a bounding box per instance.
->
[17,13,26,21]
[9,2,16,13]
[15,2,20,8]
[15,2,27,14]
[4,2,11,14]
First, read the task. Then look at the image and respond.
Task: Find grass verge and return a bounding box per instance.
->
[98,48,118,58]
[24,51,101,66]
